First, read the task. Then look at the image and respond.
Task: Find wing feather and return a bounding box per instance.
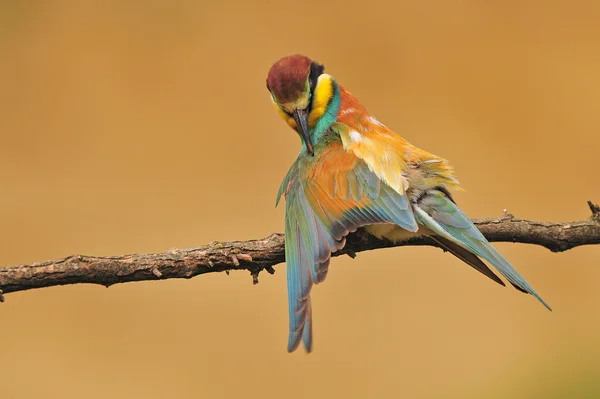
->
[336,123,409,195]
[282,141,418,352]
[413,189,551,310]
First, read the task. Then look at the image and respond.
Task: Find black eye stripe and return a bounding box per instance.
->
[309,62,325,91]
[308,61,325,112]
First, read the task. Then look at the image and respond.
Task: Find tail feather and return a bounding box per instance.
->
[430,235,505,287]
[302,298,313,353]
[414,190,551,311]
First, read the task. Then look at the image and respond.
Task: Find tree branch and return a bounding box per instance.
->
[1,201,599,301]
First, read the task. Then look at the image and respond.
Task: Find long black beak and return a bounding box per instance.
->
[293,108,314,156]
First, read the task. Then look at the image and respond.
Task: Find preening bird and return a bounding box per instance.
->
[266,54,550,353]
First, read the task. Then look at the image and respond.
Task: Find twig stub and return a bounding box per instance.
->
[588,200,600,218]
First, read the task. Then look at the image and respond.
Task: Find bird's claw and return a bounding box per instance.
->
[0,289,4,303]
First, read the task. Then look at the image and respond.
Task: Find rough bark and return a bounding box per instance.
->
[1,201,599,301]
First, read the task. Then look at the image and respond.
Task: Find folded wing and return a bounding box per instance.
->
[413,189,551,310]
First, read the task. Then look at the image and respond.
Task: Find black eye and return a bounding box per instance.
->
[309,61,324,91]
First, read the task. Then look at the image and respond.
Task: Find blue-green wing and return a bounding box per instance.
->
[284,186,343,353]
[280,157,419,353]
[413,189,551,310]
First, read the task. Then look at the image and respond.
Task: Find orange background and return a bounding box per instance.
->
[1,1,599,398]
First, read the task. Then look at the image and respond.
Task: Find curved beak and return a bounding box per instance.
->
[293,109,314,156]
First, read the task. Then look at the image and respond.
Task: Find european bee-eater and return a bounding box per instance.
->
[266,54,550,353]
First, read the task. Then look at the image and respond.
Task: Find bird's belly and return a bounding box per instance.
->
[364,223,426,243]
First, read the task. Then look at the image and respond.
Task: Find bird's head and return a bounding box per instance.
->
[267,54,336,156]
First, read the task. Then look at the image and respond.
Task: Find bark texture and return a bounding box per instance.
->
[1,201,599,301]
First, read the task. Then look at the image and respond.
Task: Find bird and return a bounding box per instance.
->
[266,54,550,353]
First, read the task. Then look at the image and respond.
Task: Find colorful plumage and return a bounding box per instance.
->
[266,54,550,353]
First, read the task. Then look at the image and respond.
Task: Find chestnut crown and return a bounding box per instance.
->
[266,54,324,109]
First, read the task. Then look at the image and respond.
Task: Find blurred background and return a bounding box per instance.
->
[1,1,599,398]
